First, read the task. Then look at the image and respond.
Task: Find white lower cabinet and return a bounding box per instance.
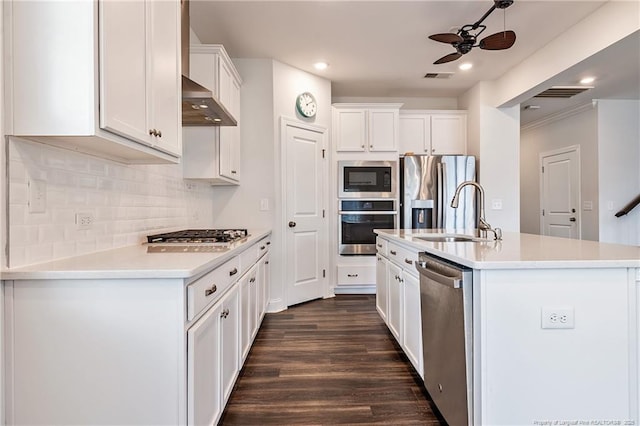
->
[188,291,224,426]
[375,254,389,321]
[376,237,423,377]
[4,233,271,426]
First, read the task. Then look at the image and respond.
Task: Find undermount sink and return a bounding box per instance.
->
[413,234,490,243]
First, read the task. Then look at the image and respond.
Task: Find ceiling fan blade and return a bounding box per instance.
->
[479,30,516,50]
[429,33,463,44]
[434,52,463,64]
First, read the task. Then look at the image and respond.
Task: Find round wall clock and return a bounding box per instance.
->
[296,92,317,118]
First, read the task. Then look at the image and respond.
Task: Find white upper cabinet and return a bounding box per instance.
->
[399,111,467,155]
[333,104,402,152]
[5,0,182,163]
[183,45,242,185]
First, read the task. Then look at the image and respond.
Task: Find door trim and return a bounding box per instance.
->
[279,116,329,307]
[539,144,581,238]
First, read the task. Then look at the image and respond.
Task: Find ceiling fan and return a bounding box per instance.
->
[429,0,517,64]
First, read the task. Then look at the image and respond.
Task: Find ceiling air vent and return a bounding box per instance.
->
[424,72,454,79]
[534,86,593,98]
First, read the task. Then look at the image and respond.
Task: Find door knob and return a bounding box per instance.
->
[569,217,576,222]
[288,221,296,228]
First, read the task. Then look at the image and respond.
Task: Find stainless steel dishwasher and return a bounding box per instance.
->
[416,252,473,426]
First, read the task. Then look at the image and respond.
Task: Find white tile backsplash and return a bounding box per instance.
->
[8,138,215,267]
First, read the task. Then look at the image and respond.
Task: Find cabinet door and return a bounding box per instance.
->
[368,109,398,152]
[240,272,252,361]
[219,77,241,181]
[376,255,389,322]
[399,113,431,155]
[334,109,367,152]
[387,262,402,342]
[147,0,181,156]
[99,0,150,145]
[187,301,221,426]
[402,271,423,378]
[258,254,270,322]
[430,114,467,155]
[220,285,240,405]
[249,269,259,340]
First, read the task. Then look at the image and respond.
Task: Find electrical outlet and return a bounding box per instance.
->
[76,212,94,230]
[28,179,47,213]
[541,306,575,329]
[491,199,503,210]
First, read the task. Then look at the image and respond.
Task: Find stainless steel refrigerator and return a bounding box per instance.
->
[400,154,477,230]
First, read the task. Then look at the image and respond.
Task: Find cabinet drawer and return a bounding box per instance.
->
[388,242,419,274]
[187,256,240,321]
[376,237,388,256]
[257,237,271,259]
[337,265,376,285]
[239,244,259,274]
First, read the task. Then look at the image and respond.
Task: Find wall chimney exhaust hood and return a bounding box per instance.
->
[181,0,237,126]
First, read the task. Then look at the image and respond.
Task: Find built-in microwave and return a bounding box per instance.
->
[338,160,397,198]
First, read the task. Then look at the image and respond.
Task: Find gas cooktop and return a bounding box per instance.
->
[146,229,249,244]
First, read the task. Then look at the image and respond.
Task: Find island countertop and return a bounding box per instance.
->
[1,229,272,281]
[375,229,640,270]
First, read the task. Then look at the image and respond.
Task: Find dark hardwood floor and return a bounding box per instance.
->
[220,295,445,425]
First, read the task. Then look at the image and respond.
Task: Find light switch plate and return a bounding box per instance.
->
[491,199,503,210]
[260,198,269,211]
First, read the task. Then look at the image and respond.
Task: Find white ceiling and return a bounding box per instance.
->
[190,0,640,125]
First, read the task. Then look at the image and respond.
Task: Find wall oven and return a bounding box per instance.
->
[338,160,397,198]
[338,199,397,255]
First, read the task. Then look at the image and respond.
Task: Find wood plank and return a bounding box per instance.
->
[220,295,445,425]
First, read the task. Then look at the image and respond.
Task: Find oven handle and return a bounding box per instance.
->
[338,211,398,215]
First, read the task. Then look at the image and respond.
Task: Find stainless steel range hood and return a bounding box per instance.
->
[181,0,237,126]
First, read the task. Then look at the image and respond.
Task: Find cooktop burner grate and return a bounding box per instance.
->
[146,229,249,244]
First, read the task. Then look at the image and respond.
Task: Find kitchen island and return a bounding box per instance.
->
[375,229,640,426]
[2,229,271,426]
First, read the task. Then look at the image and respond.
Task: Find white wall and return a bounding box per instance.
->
[7,138,214,267]
[520,105,599,240]
[597,100,640,245]
[460,82,521,232]
[210,58,332,312]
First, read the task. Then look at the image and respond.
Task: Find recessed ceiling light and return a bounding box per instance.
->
[314,62,328,71]
[580,76,595,84]
[459,62,473,71]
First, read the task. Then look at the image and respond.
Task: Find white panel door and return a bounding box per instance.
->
[187,302,221,426]
[399,113,430,155]
[431,114,467,155]
[334,109,367,151]
[284,122,327,306]
[541,147,580,239]
[220,285,240,406]
[99,0,149,145]
[368,109,398,151]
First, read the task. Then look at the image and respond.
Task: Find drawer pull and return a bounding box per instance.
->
[265,261,270,265]
[260,245,266,250]
[347,273,359,277]
[266,241,271,245]
[390,250,397,255]
[377,243,382,248]
[404,258,413,265]
[204,285,217,297]
[229,267,238,277]
[250,277,256,283]
[221,308,230,319]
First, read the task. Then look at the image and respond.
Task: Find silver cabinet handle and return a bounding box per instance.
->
[149,129,157,136]
[231,170,237,174]
[377,243,382,248]
[390,250,397,255]
[229,267,238,276]
[260,245,266,250]
[205,284,217,297]
[347,273,358,277]
[265,261,270,265]
[266,241,271,245]
[250,277,256,283]
[157,130,162,138]
[288,221,296,228]
[404,258,413,265]
[221,308,230,319]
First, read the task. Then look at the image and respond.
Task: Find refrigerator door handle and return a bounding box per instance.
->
[436,162,444,228]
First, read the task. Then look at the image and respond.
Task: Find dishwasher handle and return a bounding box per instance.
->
[416,261,462,289]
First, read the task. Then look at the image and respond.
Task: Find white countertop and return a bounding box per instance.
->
[1,229,272,281]
[376,229,640,269]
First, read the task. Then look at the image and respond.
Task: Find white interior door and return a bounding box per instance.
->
[540,146,581,239]
[283,120,327,306]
